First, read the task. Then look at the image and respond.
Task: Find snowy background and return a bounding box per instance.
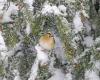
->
[0,0,100,80]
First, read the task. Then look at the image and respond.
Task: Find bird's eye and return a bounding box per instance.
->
[47,32,53,37]
[49,34,53,37]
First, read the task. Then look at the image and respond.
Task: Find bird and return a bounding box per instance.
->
[39,32,55,51]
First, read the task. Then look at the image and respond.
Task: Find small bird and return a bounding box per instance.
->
[39,32,55,50]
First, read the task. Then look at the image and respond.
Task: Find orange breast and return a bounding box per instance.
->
[39,33,55,50]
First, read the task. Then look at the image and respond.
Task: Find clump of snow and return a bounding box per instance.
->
[85,70,100,80]
[42,3,61,15]
[0,50,16,68]
[29,44,50,80]
[25,22,31,36]
[13,69,21,80]
[48,69,65,80]
[0,0,7,10]
[41,2,67,16]
[81,10,89,18]
[0,31,7,51]
[94,60,100,71]
[0,0,7,2]
[67,0,75,3]
[83,36,94,47]
[35,44,49,66]
[95,37,100,44]
[2,2,19,23]
[58,5,67,14]
[24,0,34,11]
[28,59,39,80]
[3,78,7,80]
[52,6,62,15]
[73,11,83,33]
[65,73,72,80]
[96,47,100,51]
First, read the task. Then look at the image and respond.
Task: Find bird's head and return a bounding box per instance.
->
[39,32,55,50]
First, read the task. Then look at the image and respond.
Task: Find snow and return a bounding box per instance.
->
[29,44,50,80]
[94,60,100,71]
[96,47,100,51]
[73,11,83,33]
[24,0,34,11]
[13,70,21,80]
[65,73,72,80]
[42,3,53,14]
[81,10,89,18]
[0,0,7,2]
[41,2,67,16]
[83,36,94,47]
[54,35,67,65]
[48,69,65,80]
[35,44,49,66]
[0,0,7,10]
[67,0,75,3]
[28,59,39,80]
[85,70,100,80]
[25,22,31,36]
[0,31,7,51]
[14,76,21,80]
[42,3,61,15]
[2,2,19,23]
[95,37,100,44]
[52,6,61,15]
[58,5,66,13]
[3,78,7,80]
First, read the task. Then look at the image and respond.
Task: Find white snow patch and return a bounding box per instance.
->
[58,5,66,13]
[0,50,15,68]
[42,2,67,16]
[96,47,100,51]
[28,44,50,80]
[42,3,61,15]
[73,11,83,33]
[42,3,53,15]
[65,73,72,80]
[2,2,19,23]
[13,70,21,80]
[25,22,31,36]
[24,0,34,11]
[67,0,75,3]
[85,70,100,80]
[0,0,7,10]
[94,60,100,71]
[81,10,89,18]
[35,44,49,66]
[0,31,7,51]
[83,36,94,47]
[48,69,65,80]
[0,0,7,2]
[52,6,61,15]
[3,78,7,80]
[28,58,39,80]
[95,37,100,44]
